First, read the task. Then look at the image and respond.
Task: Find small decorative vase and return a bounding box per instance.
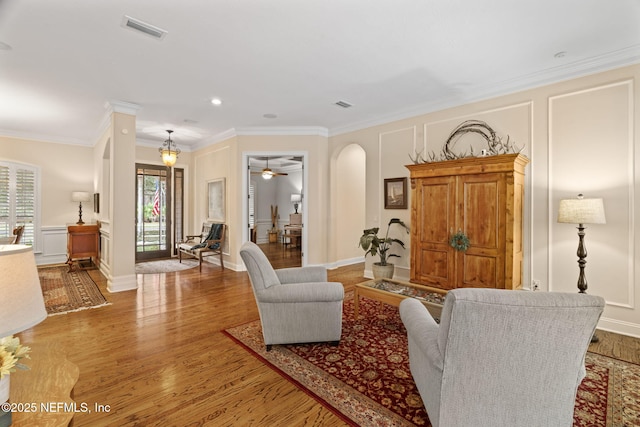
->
[0,375,9,404]
[372,262,394,279]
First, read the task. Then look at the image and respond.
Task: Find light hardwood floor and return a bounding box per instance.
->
[19,243,639,426]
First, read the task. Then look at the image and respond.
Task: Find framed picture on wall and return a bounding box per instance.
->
[93,193,100,213]
[384,177,407,209]
[208,178,226,222]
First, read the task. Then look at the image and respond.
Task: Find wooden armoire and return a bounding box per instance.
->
[406,153,529,290]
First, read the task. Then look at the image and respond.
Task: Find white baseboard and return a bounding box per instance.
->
[597,317,640,339]
[326,257,363,270]
[107,274,137,293]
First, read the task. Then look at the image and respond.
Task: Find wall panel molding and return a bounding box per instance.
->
[548,79,635,310]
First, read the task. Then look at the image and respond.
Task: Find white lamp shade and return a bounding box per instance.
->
[291,194,302,203]
[558,196,606,225]
[0,245,47,337]
[71,191,91,202]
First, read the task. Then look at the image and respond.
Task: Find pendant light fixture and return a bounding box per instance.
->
[159,129,180,167]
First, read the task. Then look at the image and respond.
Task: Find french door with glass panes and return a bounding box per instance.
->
[135,165,172,261]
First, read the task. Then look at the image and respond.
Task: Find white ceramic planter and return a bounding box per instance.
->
[372,263,394,279]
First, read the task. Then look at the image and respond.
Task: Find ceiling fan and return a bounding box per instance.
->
[251,157,289,180]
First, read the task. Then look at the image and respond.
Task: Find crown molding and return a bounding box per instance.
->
[191,126,330,151]
[234,126,329,137]
[0,128,92,147]
[329,47,640,137]
[104,100,142,115]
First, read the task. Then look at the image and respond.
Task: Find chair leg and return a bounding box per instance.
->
[266,344,272,352]
[199,253,203,272]
[219,252,224,270]
[330,341,340,347]
[179,250,182,263]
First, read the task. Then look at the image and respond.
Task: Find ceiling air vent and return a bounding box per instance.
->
[335,100,353,109]
[122,15,168,40]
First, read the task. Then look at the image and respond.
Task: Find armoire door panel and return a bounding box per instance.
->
[418,178,454,245]
[459,176,502,250]
[416,248,454,289]
[460,254,498,288]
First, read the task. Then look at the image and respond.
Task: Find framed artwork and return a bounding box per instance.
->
[384,177,407,209]
[93,193,100,213]
[207,178,226,222]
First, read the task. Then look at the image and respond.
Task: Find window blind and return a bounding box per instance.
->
[0,162,38,246]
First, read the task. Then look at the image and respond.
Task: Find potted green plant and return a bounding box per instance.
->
[359,218,410,279]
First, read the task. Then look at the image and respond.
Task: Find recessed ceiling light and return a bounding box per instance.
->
[211,98,222,106]
[263,113,278,119]
[554,51,567,58]
[183,118,198,124]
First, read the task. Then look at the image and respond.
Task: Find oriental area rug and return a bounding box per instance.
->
[224,294,640,427]
[38,265,109,315]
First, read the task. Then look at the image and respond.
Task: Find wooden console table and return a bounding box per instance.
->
[66,224,99,271]
[10,342,79,427]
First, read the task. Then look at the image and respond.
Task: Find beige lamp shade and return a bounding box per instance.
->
[558,194,606,225]
[0,244,47,337]
[71,191,91,202]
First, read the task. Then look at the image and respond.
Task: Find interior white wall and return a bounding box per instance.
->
[334,144,366,264]
[0,136,94,228]
[329,63,640,338]
[1,64,638,337]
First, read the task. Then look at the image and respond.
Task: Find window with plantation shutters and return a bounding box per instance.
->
[0,162,38,246]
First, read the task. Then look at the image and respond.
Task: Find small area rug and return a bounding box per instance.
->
[224,294,640,427]
[135,258,199,274]
[38,265,109,315]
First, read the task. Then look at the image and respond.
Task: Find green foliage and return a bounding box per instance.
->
[359,218,409,266]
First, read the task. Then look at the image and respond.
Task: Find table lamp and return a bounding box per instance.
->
[71,192,91,225]
[557,193,606,294]
[291,194,301,214]
[0,244,47,426]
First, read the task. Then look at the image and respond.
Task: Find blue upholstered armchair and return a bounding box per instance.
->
[239,241,344,351]
[400,288,604,427]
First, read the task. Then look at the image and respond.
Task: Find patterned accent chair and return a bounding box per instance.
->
[400,288,604,427]
[239,241,344,351]
[178,222,226,272]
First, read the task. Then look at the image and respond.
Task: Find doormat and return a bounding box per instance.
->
[135,258,199,274]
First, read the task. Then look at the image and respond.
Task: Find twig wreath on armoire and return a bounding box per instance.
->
[409,120,524,164]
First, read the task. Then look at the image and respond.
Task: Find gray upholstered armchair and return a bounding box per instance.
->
[239,241,344,350]
[399,288,604,427]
